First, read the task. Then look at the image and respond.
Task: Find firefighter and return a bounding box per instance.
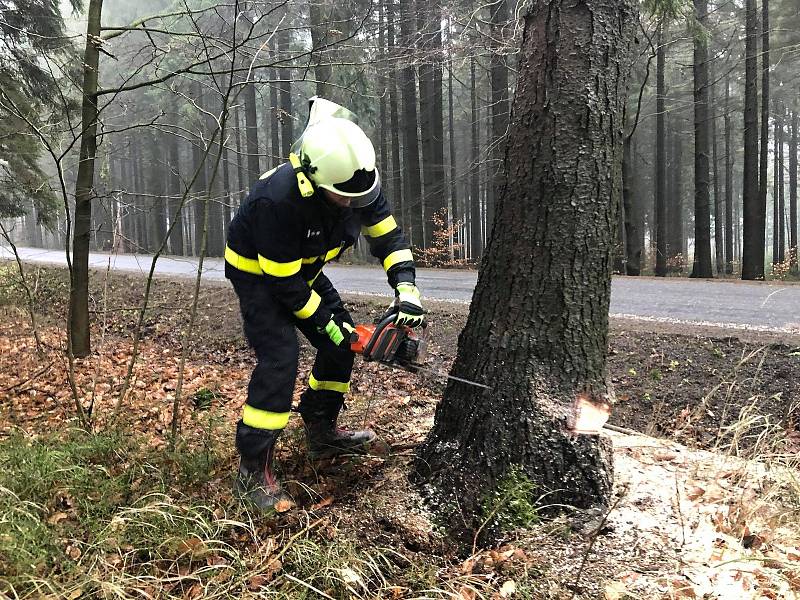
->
[224,97,424,510]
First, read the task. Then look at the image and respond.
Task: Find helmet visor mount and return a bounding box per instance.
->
[319,169,381,209]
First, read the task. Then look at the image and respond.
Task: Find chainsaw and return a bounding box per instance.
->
[349,312,491,390]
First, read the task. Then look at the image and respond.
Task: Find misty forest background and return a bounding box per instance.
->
[1,0,799,279]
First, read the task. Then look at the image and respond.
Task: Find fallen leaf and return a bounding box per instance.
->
[311,496,334,511]
[603,581,627,600]
[47,511,69,524]
[274,498,294,513]
[686,486,706,501]
[499,580,516,597]
[248,575,267,590]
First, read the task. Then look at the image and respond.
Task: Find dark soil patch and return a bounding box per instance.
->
[3,263,798,453]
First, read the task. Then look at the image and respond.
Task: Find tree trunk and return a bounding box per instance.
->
[655,23,667,277]
[69,0,103,357]
[773,111,779,265]
[724,74,734,274]
[417,1,445,248]
[743,0,765,279]
[790,109,798,273]
[778,108,785,263]
[398,0,423,247]
[277,30,294,157]
[244,83,261,179]
[668,130,684,271]
[488,0,510,236]
[415,0,636,543]
[268,70,281,166]
[387,0,403,225]
[469,56,481,259]
[691,0,712,278]
[166,101,184,256]
[309,0,333,98]
[448,52,458,258]
[622,136,641,275]
[712,77,723,275]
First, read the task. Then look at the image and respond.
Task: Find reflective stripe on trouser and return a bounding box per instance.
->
[230,277,354,445]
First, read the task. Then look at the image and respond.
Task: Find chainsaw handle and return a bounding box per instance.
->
[364,313,397,360]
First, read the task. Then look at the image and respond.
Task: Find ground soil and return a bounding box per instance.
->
[1,263,799,598]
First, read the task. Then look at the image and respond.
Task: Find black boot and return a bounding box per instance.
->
[303,415,377,459]
[300,398,377,459]
[234,421,292,511]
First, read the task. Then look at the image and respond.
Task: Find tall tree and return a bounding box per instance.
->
[790,108,798,272]
[243,83,261,179]
[398,0,423,246]
[712,77,723,274]
[691,0,712,278]
[69,0,104,357]
[741,0,762,279]
[654,22,667,276]
[487,0,511,234]
[724,73,734,274]
[417,0,446,247]
[416,0,636,539]
[469,57,481,259]
[778,107,785,263]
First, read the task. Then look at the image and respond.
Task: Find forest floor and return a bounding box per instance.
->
[1,263,799,599]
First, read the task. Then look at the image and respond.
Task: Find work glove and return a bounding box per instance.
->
[321,313,356,348]
[393,282,425,328]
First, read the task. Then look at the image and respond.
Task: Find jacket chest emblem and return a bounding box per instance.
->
[306,229,322,239]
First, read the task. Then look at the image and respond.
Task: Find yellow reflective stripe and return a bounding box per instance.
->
[383,249,414,271]
[306,270,322,287]
[242,404,290,430]
[258,255,301,277]
[258,166,279,180]
[302,256,321,264]
[362,216,397,238]
[324,245,343,262]
[309,373,350,394]
[294,290,321,319]
[225,246,263,275]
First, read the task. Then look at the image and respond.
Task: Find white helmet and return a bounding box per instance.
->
[292,97,381,208]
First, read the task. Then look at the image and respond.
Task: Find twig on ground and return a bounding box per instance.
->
[569,490,627,599]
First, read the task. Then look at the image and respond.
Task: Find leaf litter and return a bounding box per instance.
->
[0,266,799,598]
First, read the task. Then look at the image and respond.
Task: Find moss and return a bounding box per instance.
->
[480,465,539,533]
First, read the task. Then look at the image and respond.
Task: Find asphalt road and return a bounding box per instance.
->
[3,246,799,334]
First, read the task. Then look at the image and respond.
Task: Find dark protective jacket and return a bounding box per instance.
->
[225,162,415,326]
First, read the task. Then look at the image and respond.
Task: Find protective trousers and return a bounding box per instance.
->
[230,276,355,459]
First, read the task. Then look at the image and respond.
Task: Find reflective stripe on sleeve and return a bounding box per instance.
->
[294,290,322,319]
[361,216,397,238]
[258,255,302,277]
[324,245,343,262]
[242,404,290,430]
[225,245,262,275]
[382,248,414,271]
[309,373,350,394]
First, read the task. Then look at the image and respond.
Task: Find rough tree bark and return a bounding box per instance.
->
[415,0,636,542]
[742,0,764,279]
[691,0,712,278]
[69,0,103,357]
